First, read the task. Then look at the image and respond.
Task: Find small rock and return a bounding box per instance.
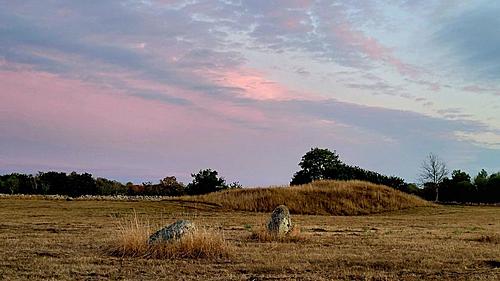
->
[267,205,292,235]
[148,220,196,244]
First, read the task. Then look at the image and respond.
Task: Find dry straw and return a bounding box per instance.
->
[191,180,431,215]
[248,225,305,243]
[108,213,232,259]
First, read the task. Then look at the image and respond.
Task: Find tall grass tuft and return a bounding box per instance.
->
[248,225,305,243]
[187,180,432,215]
[109,212,150,257]
[107,214,232,259]
[147,228,232,259]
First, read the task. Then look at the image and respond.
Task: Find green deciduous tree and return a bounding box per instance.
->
[291,148,341,185]
[440,170,475,202]
[187,169,227,195]
[291,147,406,189]
[157,176,186,196]
[299,148,341,181]
[6,175,20,194]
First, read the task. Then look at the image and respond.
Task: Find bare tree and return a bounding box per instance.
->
[419,153,448,202]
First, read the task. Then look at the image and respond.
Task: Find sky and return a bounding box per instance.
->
[1,0,499,186]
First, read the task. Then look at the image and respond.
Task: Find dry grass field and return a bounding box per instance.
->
[0,190,499,280]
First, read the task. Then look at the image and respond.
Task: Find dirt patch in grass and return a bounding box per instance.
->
[470,234,500,244]
[484,260,500,268]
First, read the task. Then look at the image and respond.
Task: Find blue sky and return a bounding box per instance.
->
[1,0,499,185]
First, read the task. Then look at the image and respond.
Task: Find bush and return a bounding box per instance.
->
[228,181,243,189]
[186,169,228,195]
[157,176,186,196]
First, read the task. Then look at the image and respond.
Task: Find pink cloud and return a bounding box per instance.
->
[0,62,298,148]
[0,66,304,183]
[0,68,218,145]
[203,66,316,102]
[331,23,419,78]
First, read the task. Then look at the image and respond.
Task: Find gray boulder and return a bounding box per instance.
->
[267,205,292,235]
[148,220,196,244]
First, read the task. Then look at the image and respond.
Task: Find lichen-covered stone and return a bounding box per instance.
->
[267,205,292,235]
[148,220,196,244]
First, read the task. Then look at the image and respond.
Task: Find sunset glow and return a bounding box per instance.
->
[1,1,499,185]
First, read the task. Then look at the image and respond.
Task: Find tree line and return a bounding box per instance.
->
[0,169,241,197]
[1,147,498,203]
[291,148,499,203]
[417,169,500,203]
[290,148,406,189]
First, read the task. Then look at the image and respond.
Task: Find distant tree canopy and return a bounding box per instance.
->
[186,169,241,195]
[186,169,226,195]
[0,171,97,196]
[415,153,500,203]
[159,176,186,196]
[291,148,406,190]
[0,150,498,203]
[291,147,499,203]
[0,169,240,197]
[297,148,341,182]
[423,169,500,203]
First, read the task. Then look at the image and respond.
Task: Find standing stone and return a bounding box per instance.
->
[267,205,292,235]
[148,220,196,244]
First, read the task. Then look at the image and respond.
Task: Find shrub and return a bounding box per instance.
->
[157,176,186,196]
[186,169,227,195]
[228,181,243,189]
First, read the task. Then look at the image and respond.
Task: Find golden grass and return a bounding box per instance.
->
[107,214,232,259]
[0,198,499,280]
[148,228,232,259]
[190,180,431,215]
[248,225,305,243]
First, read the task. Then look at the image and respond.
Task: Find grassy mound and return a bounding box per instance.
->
[191,180,431,215]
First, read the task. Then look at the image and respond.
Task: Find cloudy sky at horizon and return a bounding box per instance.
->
[1,0,499,186]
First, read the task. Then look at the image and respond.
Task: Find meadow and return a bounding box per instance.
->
[0,182,499,280]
